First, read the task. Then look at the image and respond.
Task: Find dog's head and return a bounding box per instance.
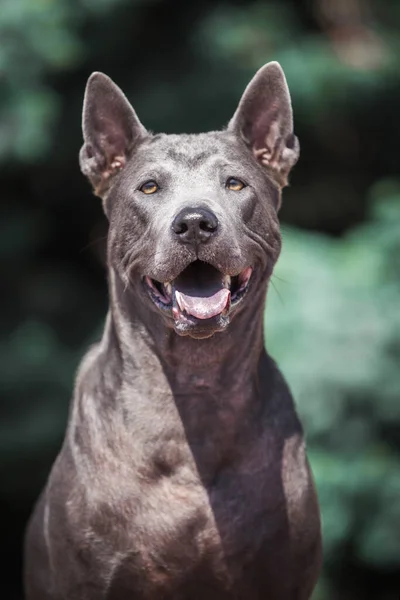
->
[79,62,299,339]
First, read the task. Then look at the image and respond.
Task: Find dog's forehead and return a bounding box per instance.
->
[135,131,249,169]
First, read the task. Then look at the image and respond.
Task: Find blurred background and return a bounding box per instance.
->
[1,0,400,598]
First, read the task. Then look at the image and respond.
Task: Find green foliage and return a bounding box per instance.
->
[0,0,131,162]
[267,181,400,571]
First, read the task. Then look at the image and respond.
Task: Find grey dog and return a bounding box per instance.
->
[24,61,322,599]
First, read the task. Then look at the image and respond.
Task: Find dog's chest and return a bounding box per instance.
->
[77,434,300,599]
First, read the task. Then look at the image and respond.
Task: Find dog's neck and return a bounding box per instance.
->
[107,267,267,396]
[84,268,273,476]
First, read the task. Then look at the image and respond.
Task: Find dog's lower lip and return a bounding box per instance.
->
[144,276,172,306]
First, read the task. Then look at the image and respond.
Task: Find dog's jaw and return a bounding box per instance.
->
[142,261,253,338]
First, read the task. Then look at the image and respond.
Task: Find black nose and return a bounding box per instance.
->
[172,207,219,246]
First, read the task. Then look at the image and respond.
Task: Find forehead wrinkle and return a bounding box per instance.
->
[166,147,217,169]
[135,131,254,175]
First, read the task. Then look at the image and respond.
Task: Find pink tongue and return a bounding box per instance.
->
[175,288,230,320]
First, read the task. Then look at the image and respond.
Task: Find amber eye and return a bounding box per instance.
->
[140,181,159,194]
[226,177,245,191]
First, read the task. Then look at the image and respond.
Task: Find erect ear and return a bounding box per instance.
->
[228,62,299,188]
[79,72,147,196]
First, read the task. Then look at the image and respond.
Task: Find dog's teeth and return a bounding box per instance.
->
[164,282,172,297]
[175,291,184,311]
[222,275,231,289]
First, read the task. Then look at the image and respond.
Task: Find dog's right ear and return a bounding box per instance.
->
[79,72,147,196]
[228,62,299,188]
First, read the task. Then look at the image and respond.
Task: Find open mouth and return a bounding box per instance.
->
[144,260,252,332]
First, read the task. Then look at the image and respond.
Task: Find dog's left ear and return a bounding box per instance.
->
[80,72,147,196]
[228,62,299,187]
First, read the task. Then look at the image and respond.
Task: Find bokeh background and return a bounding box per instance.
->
[2,0,400,598]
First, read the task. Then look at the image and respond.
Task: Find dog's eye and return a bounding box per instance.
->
[140,181,159,194]
[226,177,245,191]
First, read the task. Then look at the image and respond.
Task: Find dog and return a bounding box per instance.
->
[24,61,322,600]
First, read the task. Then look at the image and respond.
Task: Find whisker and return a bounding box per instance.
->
[272,274,291,285]
[270,277,285,306]
[79,235,108,254]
